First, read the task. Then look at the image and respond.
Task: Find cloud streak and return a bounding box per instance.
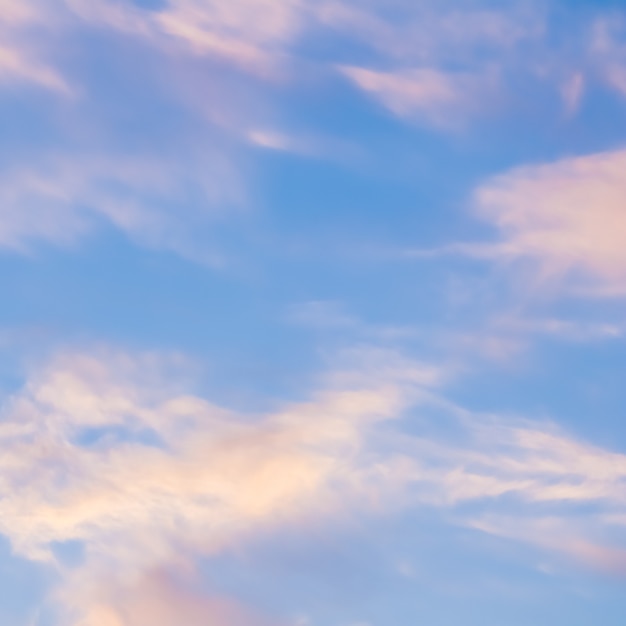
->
[339,66,492,128]
[0,152,244,262]
[0,0,69,92]
[65,0,304,77]
[330,0,543,127]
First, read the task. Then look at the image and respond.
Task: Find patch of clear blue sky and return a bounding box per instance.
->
[0,538,51,626]
[199,512,626,626]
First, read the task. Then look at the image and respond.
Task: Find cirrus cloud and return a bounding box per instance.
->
[339,65,494,128]
[0,151,245,263]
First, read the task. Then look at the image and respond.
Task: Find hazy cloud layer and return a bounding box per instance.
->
[1,346,625,623]
[0,152,244,261]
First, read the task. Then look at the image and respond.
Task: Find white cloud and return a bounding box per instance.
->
[473,149,626,295]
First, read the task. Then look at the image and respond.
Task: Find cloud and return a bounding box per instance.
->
[318,0,543,65]
[0,346,438,623]
[0,0,611,127]
[69,0,539,85]
[408,415,626,508]
[560,72,585,115]
[473,149,626,295]
[590,15,626,99]
[490,316,626,342]
[385,405,626,577]
[329,0,544,126]
[0,347,437,562]
[64,0,548,122]
[288,300,359,329]
[0,0,69,92]
[247,128,359,162]
[58,568,273,626]
[339,66,491,128]
[0,152,244,262]
[2,344,626,622]
[65,0,304,77]
[152,0,302,73]
[0,43,68,92]
[0,1,301,266]
[468,514,626,577]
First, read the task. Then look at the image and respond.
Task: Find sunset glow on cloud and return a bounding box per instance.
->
[1,1,626,625]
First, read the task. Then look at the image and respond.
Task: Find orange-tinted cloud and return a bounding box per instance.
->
[2,344,626,621]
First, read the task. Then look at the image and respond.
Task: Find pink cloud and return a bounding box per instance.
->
[66,0,304,78]
[60,568,273,626]
[0,0,69,91]
[474,149,626,295]
[339,65,492,128]
[0,346,439,621]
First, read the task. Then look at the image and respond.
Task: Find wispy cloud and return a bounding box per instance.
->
[0,152,244,262]
[0,0,69,92]
[390,405,626,577]
[0,346,438,623]
[0,0,617,126]
[2,344,626,622]
[590,15,626,99]
[473,149,626,295]
[339,66,493,128]
[0,1,307,266]
[57,568,274,626]
[563,71,585,112]
[318,0,543,64]
[329,0,544,127]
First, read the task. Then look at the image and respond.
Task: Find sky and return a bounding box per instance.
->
[1,0,626,624]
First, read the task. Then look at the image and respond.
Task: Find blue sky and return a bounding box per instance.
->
[1,0,626,624]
